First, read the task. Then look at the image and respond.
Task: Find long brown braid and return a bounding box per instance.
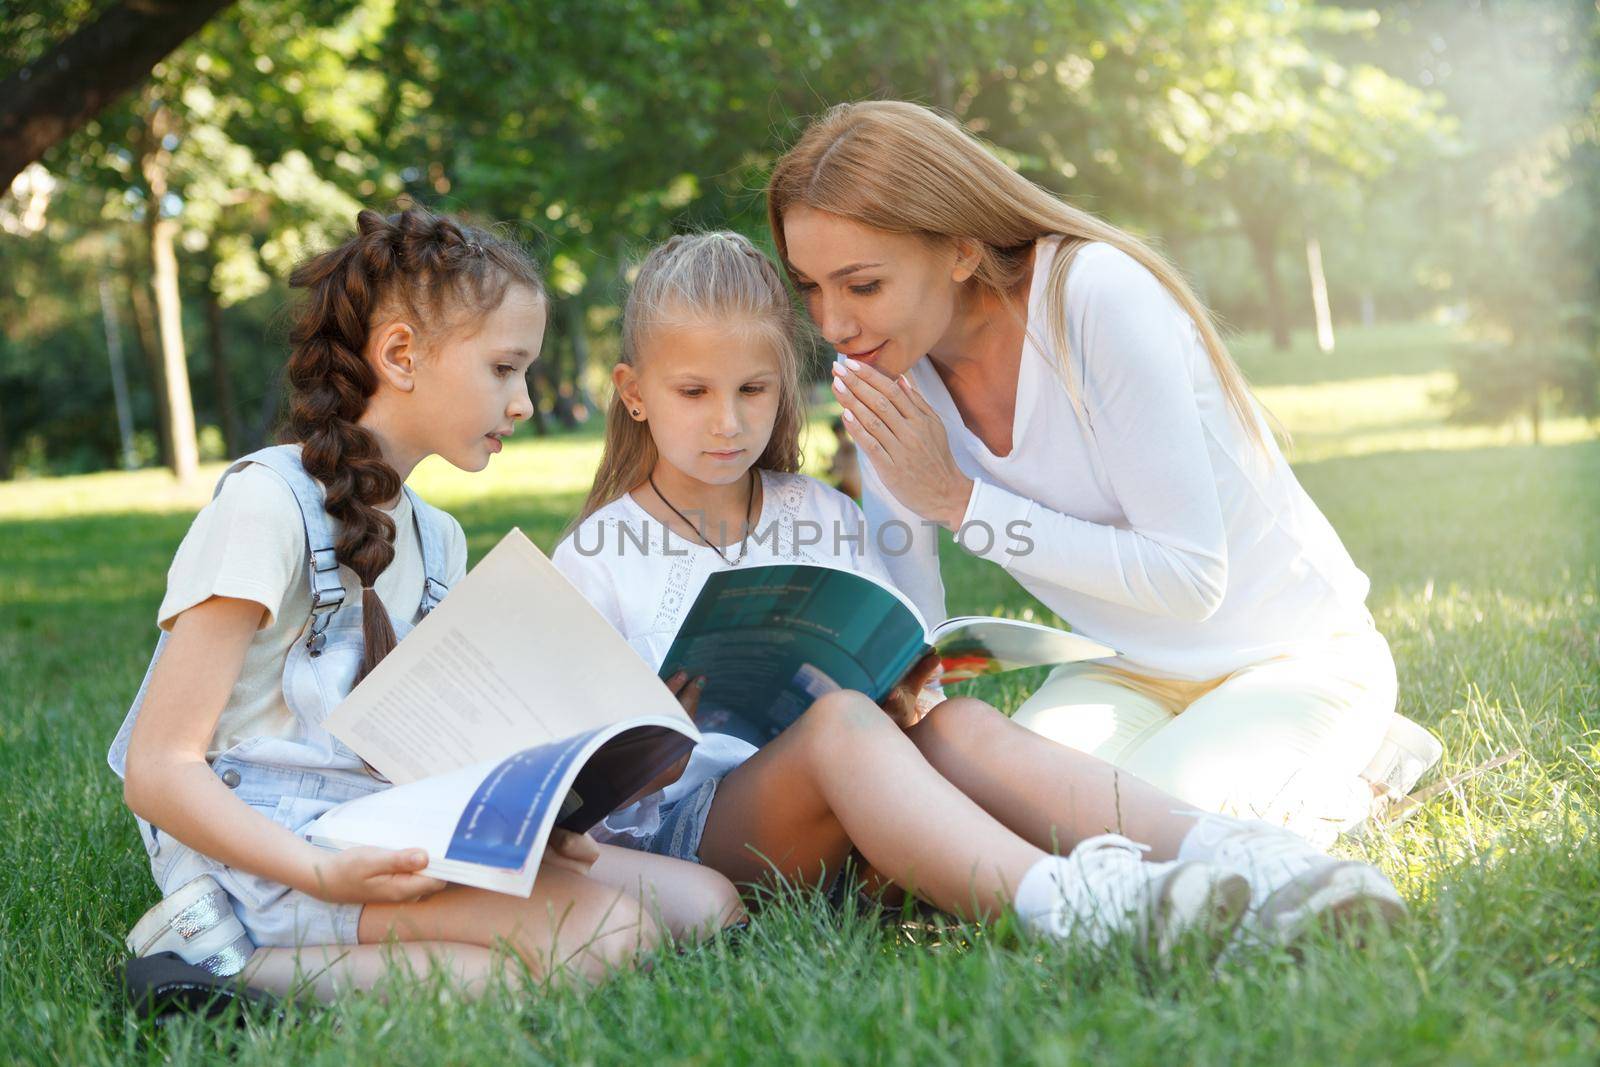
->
[284,206,543,682]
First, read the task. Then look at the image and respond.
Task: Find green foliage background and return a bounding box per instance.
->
[2,0,1596,475]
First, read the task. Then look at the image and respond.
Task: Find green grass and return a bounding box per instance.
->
[2,321,1597,1064]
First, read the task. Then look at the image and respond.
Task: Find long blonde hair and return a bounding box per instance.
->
[766,100,1267,449]
[575,231,808,526]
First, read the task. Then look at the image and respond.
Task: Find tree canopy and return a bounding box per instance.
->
[1,0,1594,477]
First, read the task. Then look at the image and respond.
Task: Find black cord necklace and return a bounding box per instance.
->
[647,467,759,565]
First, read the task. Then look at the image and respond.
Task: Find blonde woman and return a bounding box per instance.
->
[769,101,1420,846]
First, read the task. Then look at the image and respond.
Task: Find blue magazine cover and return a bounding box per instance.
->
[303,529,701,897]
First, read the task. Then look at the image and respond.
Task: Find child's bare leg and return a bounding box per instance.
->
[240,942,497,1002]
[906,697,1198,859]
[587,843,746,943]
[699,690,1043,920]
[356,861,663,987]
[239,849,738,1000]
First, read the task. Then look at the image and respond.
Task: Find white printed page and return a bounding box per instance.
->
[930,616,1117,677]
[325,529,693,784]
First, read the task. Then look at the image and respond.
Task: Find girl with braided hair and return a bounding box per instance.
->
[553,231,1406,964]
[110,207,742,1007]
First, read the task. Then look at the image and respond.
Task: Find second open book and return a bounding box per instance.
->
[305,530,1116,897]
[306,530,697,897]
[657,563,1115,746]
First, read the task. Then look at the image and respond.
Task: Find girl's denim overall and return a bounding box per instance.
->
[107,445,453,947]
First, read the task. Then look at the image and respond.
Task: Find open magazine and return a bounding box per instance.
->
[658,563,1116,746]
[303,529,697,897]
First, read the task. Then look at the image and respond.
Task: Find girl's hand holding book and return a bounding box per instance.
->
[305,845,448,904]
[634,670,708,795]
[880,650,943,730]
[665,669,708,721]
[542,829,602,876]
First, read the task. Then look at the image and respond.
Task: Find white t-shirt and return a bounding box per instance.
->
[157,462,468,759]
[551,469,891,839]
[860,237,1374,681]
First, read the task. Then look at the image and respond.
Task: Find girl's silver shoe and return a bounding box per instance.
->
[125,874,255,977]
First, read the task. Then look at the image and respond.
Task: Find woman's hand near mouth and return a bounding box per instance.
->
[830,358,973,530]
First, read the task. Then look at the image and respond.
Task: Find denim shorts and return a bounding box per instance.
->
[141,752,386,947]
[632,774,865,902]
[149,830,363,947]
[637,776,721,864]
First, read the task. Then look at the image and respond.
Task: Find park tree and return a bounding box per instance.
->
[1055,0,1446,350]
[0,0,237,189]
[1399,0,1600,440]
[4,0,383,479]
[0,166,134,477]
[362,0,1124,415]
[10,0,1587,478]
[750,1,1445,351]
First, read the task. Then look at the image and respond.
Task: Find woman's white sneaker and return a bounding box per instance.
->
[125,874,254,977]
[1180,814,1406,951]
[1015,834,1251,962]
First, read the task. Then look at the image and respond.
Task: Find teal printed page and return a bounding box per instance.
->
[658,565,928,746]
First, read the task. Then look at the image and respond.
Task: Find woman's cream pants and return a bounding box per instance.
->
[1012,629,1398,846]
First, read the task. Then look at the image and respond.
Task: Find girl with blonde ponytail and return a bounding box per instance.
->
[111,206,740,1008]
[770,100,1427,852]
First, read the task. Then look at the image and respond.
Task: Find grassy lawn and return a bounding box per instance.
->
[2,321,1597,1064]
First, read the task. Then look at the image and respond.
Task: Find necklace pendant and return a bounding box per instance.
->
[649,468,759,568]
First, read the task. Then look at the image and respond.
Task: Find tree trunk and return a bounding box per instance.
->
[541,308,579,430]
[563,295,595,419]
[148,215,200,480]
[126,264,173,469]
[0,0,237,188]
[1305,233,1335,354]
[0,395,11,480]
[204,278,242,456]
[1244,219,1291,351]
[549,359,580,431]
[524,367,550,437]
[98,276,139,468]
[141,106,200,482]
[249,362,286,448]
[534,349,574,430]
